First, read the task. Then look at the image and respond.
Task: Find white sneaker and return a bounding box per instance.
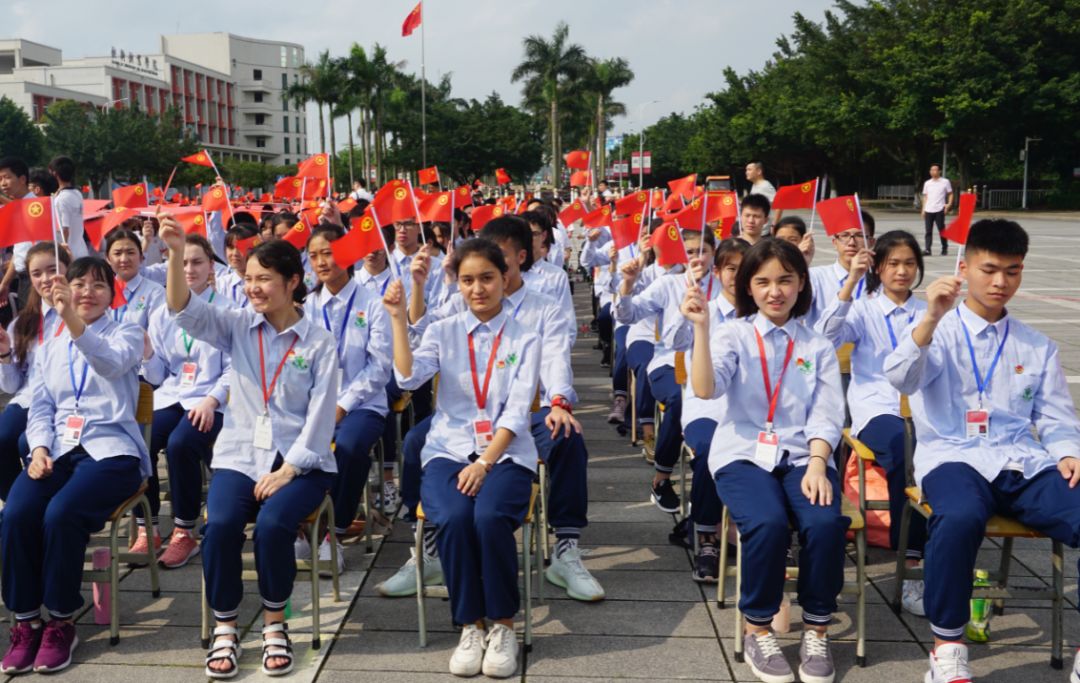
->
[545,546,605,601]
[376,480,401,515]
[317,535,345,577]
[1070,647,1080,683]
[902,579,926,617]
[294,534,311,561]
[481,623,518,678]
[449,624,485,677]
[375,548,444,597]
[925,642,973,683]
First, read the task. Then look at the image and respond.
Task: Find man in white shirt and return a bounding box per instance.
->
[921,163,953,257]
[745,161,776,203]
[349,179,373,203]
[0,156,34,313]
[49,156,88,258]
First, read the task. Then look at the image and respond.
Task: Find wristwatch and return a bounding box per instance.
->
[551,395,573,413]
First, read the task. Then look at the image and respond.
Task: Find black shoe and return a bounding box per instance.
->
[651,479,680,513]
[940,248,948,256]
[922,248,932,256]
[693,542,720,583]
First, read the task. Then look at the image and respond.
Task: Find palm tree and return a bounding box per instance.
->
[341,43,376,187]
[368,44,406,185]
[512,21,589,185]
[284,50,340,160]
[586,58,634,178]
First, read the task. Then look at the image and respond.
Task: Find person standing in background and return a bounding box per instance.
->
[745,161,776,203]
[921,163,953,256]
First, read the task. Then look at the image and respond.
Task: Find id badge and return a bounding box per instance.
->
[473,415,494,455]
[180,361,198,388]
[253,414,273,450]
[965,410,989,439]
[62,415,86,447]
[754,431,780,466]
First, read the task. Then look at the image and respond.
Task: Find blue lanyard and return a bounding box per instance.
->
[884,307,916,349]
[380,274,391,296]
[957,308,1009,407]
[67,341,89,412]
[231,280,244,304]
[322,287,357,351]
[510,294,526,321]
[840,275,864,299]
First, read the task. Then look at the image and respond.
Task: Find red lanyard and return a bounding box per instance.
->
[257,328,299,413]
[754,326,796,431]
[38,317,65,345]
[467,323,506,412]
[705,277,714,302]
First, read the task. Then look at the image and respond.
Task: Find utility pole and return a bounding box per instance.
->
[1021,136,1041,210]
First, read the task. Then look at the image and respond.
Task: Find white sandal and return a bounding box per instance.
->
[261,622,294,677]
[204,625,241,679]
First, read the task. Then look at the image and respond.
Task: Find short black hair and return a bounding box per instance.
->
[734,238,812,319]
[478,215,534,272]
[248,239,308,303]
[773,215,806,237]
[714,237,749,269]
[225,224,258,248]
[742,193,771,217]
[447,237,509,277]
[680,227,715,251]
[860,209,876,239]
[865,230,924,295]
[48,156,76,183]
[520,209,554,248]
[28,168,58,196]
[965,218,1028,259]
[930,163,942,171]
[104,228,143,257]
[67,257,117,299]
[0,157,29,183]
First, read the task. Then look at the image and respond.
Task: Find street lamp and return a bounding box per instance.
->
[1021,136,1042,210]
[636,100,659,188]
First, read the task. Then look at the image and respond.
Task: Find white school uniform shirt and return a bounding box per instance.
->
[816,292,927,435]
[884,302,1080,487]
[216,268,250,308]
[391,247,445,306]
[922,177,953,213]
[807,260,865,328]
[142,287,231,412]
[548,223,569,268]
[303,279,391,416]
[622,263,664,349]
[0,304,65,409]
[26,315,151,477]
[396,307,541,471]
[53,188,87,259]
[680,295,739,429]
[579,228,613,303]
[523,259,576,345]
[354,264,394,298]
[112,274,165,331]
[174,292,339,479]
[616,271,723,377]
[703,315,845,476]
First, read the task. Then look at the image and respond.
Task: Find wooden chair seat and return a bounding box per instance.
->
[391,391,413,414]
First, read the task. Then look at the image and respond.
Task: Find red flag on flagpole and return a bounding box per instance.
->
[175,210,208,237]
[112,184,149,209]
[611,213,644,251]
[296,154,330,179]
[181,151,215,168]
[581,204,613,229]
[558,200,588,226]
[651,223,689,266]
[615,190,649,216]
[371,180,417,226]
[941,193,977,245]
[333,210,386,268]
[564,150,591,170]
[417,166,439,186]
[418,191,453,223]
[816,195,863,236]
[0,197,55,248]
[275,176,303,200]
[667,174,696,199]
[771,179,819,210]
[569,170,591,188]
[495,168,511,185]
[454,185,474,208]
[283,217,312,250]
[470,204,505,231]
[201,185,231,213]
[235,234,263,257]
[402,2,422,36]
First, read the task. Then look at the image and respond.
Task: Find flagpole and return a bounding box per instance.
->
[698,190,708,258]
[853,192,869,246]
[369,205,401,280]
[806,177,819,235]
[405,179,426,245]
[205,156,236,230]
[420,0,427,168]
[49,196,62,266]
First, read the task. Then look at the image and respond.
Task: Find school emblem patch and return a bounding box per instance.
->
[288,350,309,371]
[1015,365,1024,374]
[796,357,813,375]
[354,310,367,328]
[1022,387,1034,401]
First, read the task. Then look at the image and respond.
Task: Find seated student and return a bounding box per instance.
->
[299,224,391,571]
[884,219,1080,683]
[383,238,540,679]
[270,213,318,291]
[0,243,71,501]
[579,224,614,366]
[104,228,166,331]
[685,238,847,683]
[157,216,338,678]
[0,257,149,674]
[141,234,231,568]
[604,241,633,428]
[735,194,771,246]
[772,216,815,265]
[617,228,718,513]
[669,238,748,582]
[816,230,928,614]
[216,224,260,308]
[806,211,876,327]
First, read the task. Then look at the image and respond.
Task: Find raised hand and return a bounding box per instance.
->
[680,283,709,326]
[382,279,407,320]
[157,214,186,252]
[925,275,963,322]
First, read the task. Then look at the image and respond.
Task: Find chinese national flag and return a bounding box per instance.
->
[202,185,231,213]
[296,153,330,179]
[175,210,208,237]
[181,150,214,168]
[816,195,862,236]
[672,191,738,230]
[417,166,439,186]
[499,195,518,213]
[283,216,312,250]
[337,197,358,215]
[419,191,453,223]
[402,2,422,37]
[569,170,591,187]
[663,191,685,215]
[0,197,55,248]
[302,177,331,200]
[275,176,303,200]
[581,204,613,229]
[651,223,688,267]
[771,179,819,211]
[235,234,262,257]
[371,180,417,226]
[667,174,696,199]
[111,276,127,310]
[564,150,590,170]
[615,190,650,216]
[651,189,665,210]
[558,200,588,226]
[495,168,511,185]
[333,210,385,268]
[611,213,645,251]
[470,204,505,231]
[454,185,474,208]
[941,193,977,245]
[112,184,148,209]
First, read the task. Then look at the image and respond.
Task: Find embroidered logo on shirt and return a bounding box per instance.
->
[287,350,309,371]
[1022,386,1034,401]
[496,352,518,370]
[796,357,813,375]
[1015,365,1024,374]
[354,310,367,328]
[133,295,147,312]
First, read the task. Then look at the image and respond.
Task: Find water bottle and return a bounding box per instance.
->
[965,569,991,642]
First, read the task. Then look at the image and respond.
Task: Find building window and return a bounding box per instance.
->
[284,158,290,166]
[256,138,266,148]
[280,46,288,68]
[284,138,290,154]
[255,114,265,125]
[283,116,289,133]
[295,116,300,133]
[254,92,263,103]
[253,68,262,80]
[283,97,288,112]
[281,73,288,89]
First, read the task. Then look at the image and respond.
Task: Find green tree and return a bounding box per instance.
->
[0,97,44,165]
[584,58,634,177]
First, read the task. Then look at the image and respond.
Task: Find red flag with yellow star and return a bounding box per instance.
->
[771,179,819,210]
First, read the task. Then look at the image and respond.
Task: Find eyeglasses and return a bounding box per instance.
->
[832,232,865,245]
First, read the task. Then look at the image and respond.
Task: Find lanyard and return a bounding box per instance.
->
[257,328,299,415]
[884,307,916,350]
[181,291,214,356]
[67,341,89,412]
[321,287,357,350]
[231,281,244,304]
[958,308,1009,407]
[509,292,527,321]
[840,275,864,299]
[114,280,133,321]
[754,326,796,432]
[467,322,506,412]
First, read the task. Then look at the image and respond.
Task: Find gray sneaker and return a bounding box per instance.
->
[743,631,794,683]
[798,630,835,683]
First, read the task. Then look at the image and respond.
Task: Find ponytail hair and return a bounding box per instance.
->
[13,242,72,364]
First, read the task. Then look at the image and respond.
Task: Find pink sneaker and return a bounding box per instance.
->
[128,527,162,567]
[158,529,200,569]
[32,621,77,673]
[1,622,43,674]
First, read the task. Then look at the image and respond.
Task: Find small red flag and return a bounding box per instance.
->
[337,197,358,215]
[275,176,303,200]
[371,180,416,226]
[611,212,645,251]
[495,168,511,185]
[111,276,128,310]
[651,223,688,267]
[175,210,208,237]
[417,166,439,186]
[296,154,330,179]
[672,191,738,230]
[499,195,518,214]
[282,217,312,250]
[615,190,650,216]
[202,185,231,213]
[941,193,977,246]
[816,196,862,236]
[558,200,588,226]
[181,151,215,168]
[419,191,453,223]
[302,177,331,200]
[454,185,474,208]
[333,210,385,268]
[667,174,697,199]
[402,1,422,36]
[112,184,148,209]
[470,204,505,231]
[569,170,591,187]
[235,234,263,257]
[259,192,274,204]
[581,204,613,229]
[0,197,55,248]
[771,179,819,211]
[564,150,591,170]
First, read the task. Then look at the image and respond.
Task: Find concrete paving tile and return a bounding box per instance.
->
[320,626,462,673]
[706,598,919,644]
[574,544,691,573]
[729,640,928,682]
[575,521,680,546]
[540,568,703,603]
[48,663,206,682]
[587,500,686,523]
[530,599,713,638]
[526,633,733,680]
